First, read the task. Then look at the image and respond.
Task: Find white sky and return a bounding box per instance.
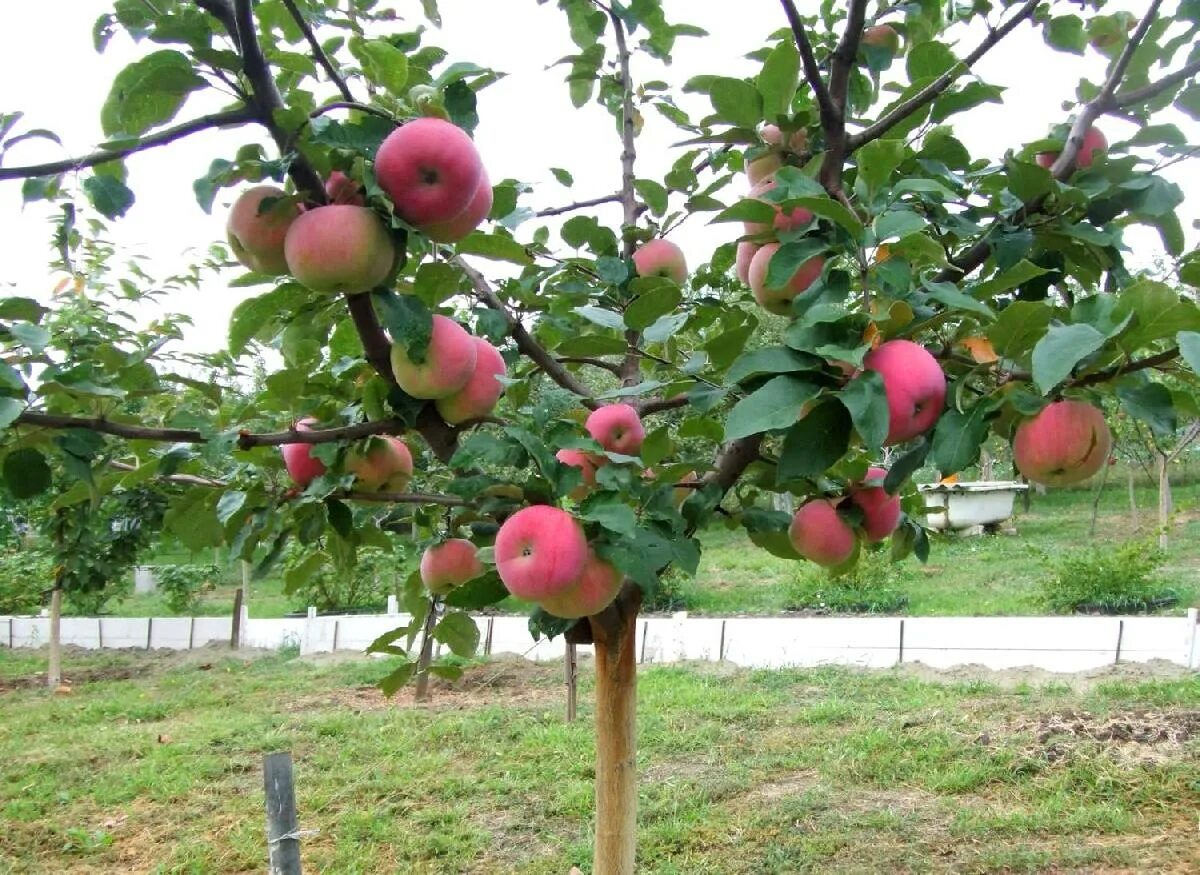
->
[1,1,1196,355]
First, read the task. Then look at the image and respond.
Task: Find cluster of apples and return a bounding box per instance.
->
[281,420,414,492]
[734,124,826,315]
[788,466,902,568]
[553,403,646,500]
[226,117,492,295]
[391,314,508,424]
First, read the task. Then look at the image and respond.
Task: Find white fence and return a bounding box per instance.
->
[3,609,1198,672]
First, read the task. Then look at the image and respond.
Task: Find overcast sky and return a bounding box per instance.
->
[1,1,1195,355]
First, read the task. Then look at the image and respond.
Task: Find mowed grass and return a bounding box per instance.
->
[680,478,1200,616]
[1,648,1197,873]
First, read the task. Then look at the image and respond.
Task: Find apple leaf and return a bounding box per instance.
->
[1117,381,1176,438]
[724,375,820,441]
[757,40,799,120]
[838,371,889,451]
[100,50,204,137]
[3,447,50,499]
[930,404,989,475]
[726,346,821,385]
[625,285,681,330]
[1031,323,1107,394]
[433,610,481,657]
[1177,330,1200,375]
[777,401,851,482]
[709,77,762,127]
[83,175,134,220]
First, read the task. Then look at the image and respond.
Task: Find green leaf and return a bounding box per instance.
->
[872,210,925,242]
[988,301,1053,360]
[455,231,531,264]
[228,283,310,356]
[1045,15,1087,54]
[433,611,480,657]
[885,439,929,494]
[777,402,852,482]
[972,259,1052,300]
[929,405,989,475]
[634,179,668,216]
[757,40,800,120]
[1177,331,1200,375]
[556,334,627,356]
[350,37,409,93]
[551,167,574,187]
[444,81,479,132]
[443,573,509,610]
[710,198,776,225]
[1117,382,1176,438]
[284,553,327,595]
[574,306,626,331]
[1005,158,1053,204]
[595,256,629,285]
[709,77,762,127]
[783,196,863,238]
[921,281,994,321]
[3,448,50,499]
[100,49,204,137]
[765,238,828,290]
[1114,280,1200,348]
[856,138,906,196]
[1031,323,1107,394]
[577,496,639,538]
[378,661,417,697]
[374,291,432,363]
[906,41,958,80]
[82,175,134,219]
[625,285,682,330]
[724,375,819,441]
[726,346,820,385]
[412,261,460,307]
[838,371,889,451]
[0,398,21,431]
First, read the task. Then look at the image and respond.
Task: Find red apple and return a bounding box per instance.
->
[346,435,413,492]
[847,466,901,543]
[375,117,483,227]
[586,403,646,456]
[744,176,814,236]
[494,506,588,601]
[325,170,365,206]
[632,239,687,284]
[279,417,325,487]
[283,205,395,294]
[423,169,493,243]
[789,499,858,568]
[434,337,506,424]
[1036,126,1108,170]
[747,125,807,184]
[861,24,901,55]
[390,314,478,400]
[420,538,484,595]
[863,339,946,445]
[226,185,300,275]
[735,241,759,285]
[539,550,623,619]
[748,244,825,315]
[1014,399,1112,486]
[556,448,601,500]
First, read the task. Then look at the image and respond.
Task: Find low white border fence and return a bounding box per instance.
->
[2,608,1198,672]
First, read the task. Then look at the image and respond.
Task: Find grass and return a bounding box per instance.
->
[72,473,1200,620]
[0,648,1197,872]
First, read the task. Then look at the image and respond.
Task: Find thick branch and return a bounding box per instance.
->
[340,490,475,507]
[828,0,869,118]
[195,0,237,35]
[0,108,254,181]
[779,0,838,136]
[557,356,622,375]
[637,395,690,416]
[348,294,397,382]
[535,193,622,218]
[455,257,597,406]
[280,0,355,102]
[704,435,764,494]
[847,0,1039,150]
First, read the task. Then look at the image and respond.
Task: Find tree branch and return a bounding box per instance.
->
[280,0,355,102]
[828,0,869,119]
[195,0,237,36]
[308,100,401,124]
[704,435,764,493]
[535,193,622,218]
[339,490,475,507]
[454,256,598,406]
[0,108,255,181]
[779,0,839,139]
[557,356,622,375]
[847,0,1040,150]
[1112,57,1200,109]
[637,395,690,416]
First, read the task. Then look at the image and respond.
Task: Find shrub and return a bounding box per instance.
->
[154,564,220,614]
[0,549,53,614]
[786,551,910,614]
[1040,540,1176,614]
[284,547,409,613]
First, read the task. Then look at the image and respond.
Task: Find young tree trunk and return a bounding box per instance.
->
[590,598,639,875]
[1128,467,1138,526]
[979,448,994,481]
[1158,452,1173,550]
[1089,458,1110,538]
[413,597,438,703]
[46,587,62,690]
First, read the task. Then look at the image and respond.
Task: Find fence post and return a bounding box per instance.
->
[1114,619,1124,665]
[231,588,244,649]
[386,594,399,616]
[565,641,578,723]
[263,751,303,875]
[1187,608,1199,670]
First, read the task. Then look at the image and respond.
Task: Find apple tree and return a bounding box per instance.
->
[3,0,1200,870]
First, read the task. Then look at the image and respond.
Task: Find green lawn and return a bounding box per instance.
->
[0,648,1196,873]
[92,475,1200,620]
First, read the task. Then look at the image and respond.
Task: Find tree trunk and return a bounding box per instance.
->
[979,448,994,481]
[1128,467,1138,526]
[591,599,639,875]
[413,597,438,703]
[46,587,62,690]
[1158,452,1172,550]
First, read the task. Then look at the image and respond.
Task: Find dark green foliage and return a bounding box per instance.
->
[153,564,220,614]
[786,552,910,614]
[1040,540,1177,614]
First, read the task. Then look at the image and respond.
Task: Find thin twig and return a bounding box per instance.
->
[308,101,401,124]
[535,193,622,218]
[779,0,838,136]
[280,0,355,101]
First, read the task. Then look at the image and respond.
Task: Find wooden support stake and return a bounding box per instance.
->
[898,619,905,665]
[1114,619,1124,665]
[484,617,494,656]
[263,752,303,875]
[718,620,726,661]
[565,641,578,722]
[146,617,153,650]
[97,618,103,649]
[231,588,244,649]
[331,619,340,652]
[188,616,195,649]
[592,605,638,875]
[639,621,648,664]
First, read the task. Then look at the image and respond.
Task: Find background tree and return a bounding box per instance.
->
[2,1,1200,871]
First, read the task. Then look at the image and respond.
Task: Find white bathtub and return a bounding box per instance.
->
[918,481,1029,532]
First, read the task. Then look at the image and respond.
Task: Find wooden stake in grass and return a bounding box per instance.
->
[263,751,302,875]
[46,587,62,690]
[565,641,578,723]
[589,587,641,875]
